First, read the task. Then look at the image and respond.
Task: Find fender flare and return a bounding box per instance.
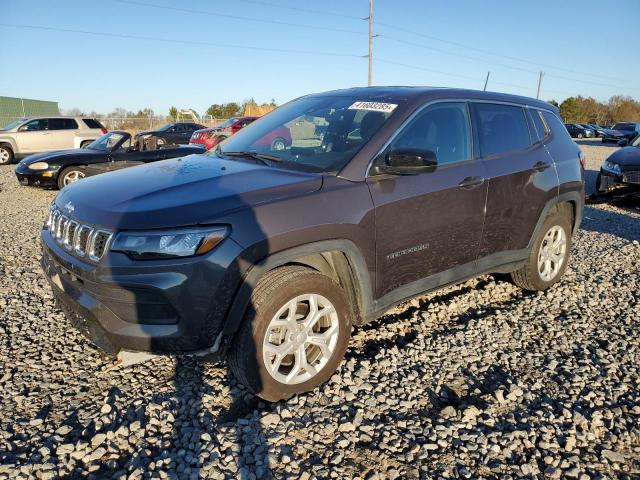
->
[220,239,374,345]
[528,191,584,249]
[0,138,18,153]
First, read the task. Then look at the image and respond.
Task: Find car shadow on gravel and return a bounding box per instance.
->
[580,203,640,243]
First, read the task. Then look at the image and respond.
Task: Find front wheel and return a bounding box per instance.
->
[270,137,287,151]
[58,166,86,189]
[510,206,572,291]
[0,145,14,165]
[577,133,584,139]
[228,266,353,401]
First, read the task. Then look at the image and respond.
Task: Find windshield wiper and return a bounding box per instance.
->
[219,150,283,164]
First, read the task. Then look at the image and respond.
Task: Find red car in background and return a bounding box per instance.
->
[190,116,292,151]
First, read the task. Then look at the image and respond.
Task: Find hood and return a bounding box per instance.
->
[20,149,100,165]
[606,146,640,167]
[55,154,323,229]
[603,129,624,136]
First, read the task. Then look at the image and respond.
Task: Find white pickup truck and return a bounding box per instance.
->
[0,117,106,164]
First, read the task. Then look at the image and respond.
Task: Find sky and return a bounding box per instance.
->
[0,0,638,116]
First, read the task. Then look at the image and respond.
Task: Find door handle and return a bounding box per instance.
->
[458,176,485,189]
[533,161,551,172]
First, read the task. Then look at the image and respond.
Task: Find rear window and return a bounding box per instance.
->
[474,103,531,157]
[82,118,105,129]
[49,118,78,130]
[542,111,573,140]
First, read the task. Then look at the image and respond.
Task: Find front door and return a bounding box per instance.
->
[367,102,487,300]
[16,119,51,153]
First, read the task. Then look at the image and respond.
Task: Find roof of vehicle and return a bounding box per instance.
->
[312,86,559,113]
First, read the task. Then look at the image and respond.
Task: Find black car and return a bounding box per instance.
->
[565,123,591,139]
[40,86,584,401]
[602,122,640,144]
[585,124,607,138]
[15,131,205,189]
[134,122,205,149]
[596,135,640,192]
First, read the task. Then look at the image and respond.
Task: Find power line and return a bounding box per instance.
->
[113,0,367,36]
[0,23,362,58]
[374,21,626,84]
[229,0,361,20]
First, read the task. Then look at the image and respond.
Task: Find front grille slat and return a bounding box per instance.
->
[46,204,112,262]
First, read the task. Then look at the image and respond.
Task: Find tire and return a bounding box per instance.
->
[0,145,14,165]
[577,133,583,139]
[270,137,287,151]
[228,265,353,401]
[57,166,86,189]
[510,206,572,291]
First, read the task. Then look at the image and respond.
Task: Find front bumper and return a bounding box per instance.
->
[598,167,640,192]
[41,227,245,354]
[15,163,58,188]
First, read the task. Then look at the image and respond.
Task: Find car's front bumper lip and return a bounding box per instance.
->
[598,167,640,191]
[15,163,58,187]
[41,227,245,354]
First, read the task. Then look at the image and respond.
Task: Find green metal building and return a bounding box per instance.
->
[0,96,59,128]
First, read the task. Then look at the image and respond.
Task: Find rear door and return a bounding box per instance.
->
[16,119,51,153]
[48,118,78,150]
[471,102,558,264]
[368,101,487,299]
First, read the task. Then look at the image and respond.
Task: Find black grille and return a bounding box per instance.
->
[623,170,640,184]
[46,204,113,261]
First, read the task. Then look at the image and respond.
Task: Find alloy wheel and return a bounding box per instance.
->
[63,170,85,186]
[537,225,567,282]
[262,293,339,385]
[0,148,10,164]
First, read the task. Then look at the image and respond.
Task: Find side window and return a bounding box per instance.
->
[175,124,185,132]
[389,102,471,165]
[20,119,48,131]
[474,103,531,157]
[49,118,78,130]
[543,111,573,140]
[528,109,548,142]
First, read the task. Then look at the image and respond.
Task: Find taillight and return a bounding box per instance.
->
[100,128,108,134]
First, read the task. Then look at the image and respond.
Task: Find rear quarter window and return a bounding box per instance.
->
[527,109,548,142]
[82,118,105,129]
[542,111,573,141]
[474,103,531,157]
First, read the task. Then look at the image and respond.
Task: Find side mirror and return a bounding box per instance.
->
[617,138,628,147]
[372,148,438,176]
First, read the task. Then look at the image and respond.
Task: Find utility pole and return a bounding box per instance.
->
[483,71,490,91]
[368,0,373,86]
[536,71,545,99]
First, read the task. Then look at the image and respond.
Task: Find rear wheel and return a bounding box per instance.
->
[0,145,14,165]
[270,137,287,151]
[228,266,353,401]
[510,206,572,291]
[58,166,86,189]
[577,133,584,139]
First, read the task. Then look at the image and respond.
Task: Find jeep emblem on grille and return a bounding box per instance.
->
[64,202,75,213]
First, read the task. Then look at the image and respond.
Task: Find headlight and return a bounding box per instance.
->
[602,160,621,174]
[28,161,49,170]
[111,226,228,260]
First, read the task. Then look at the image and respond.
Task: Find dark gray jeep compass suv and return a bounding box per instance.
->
[41,87,584,401]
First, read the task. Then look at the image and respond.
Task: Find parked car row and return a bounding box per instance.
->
[564,121,640,144]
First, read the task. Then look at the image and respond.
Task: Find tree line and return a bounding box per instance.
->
[549,95,640,125]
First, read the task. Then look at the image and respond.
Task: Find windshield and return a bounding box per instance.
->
[631,135,640,147]
[86,132,127,151]
[218,117,239,128]
[1,119,26,131]
[612,122,635,131]
[214,96,400,173]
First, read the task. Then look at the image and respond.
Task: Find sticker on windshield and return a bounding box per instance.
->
[348,101,398,113]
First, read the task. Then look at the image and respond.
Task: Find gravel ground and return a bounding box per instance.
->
[1,140,639,479]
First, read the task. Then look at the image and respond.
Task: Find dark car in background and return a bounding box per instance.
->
[565,123,592,139]
[190,116,258,149]
[134,122,205,149]
[41,87,584,401]
[602,122,640,144]
[596,134,640,192]
[15,131,205,189]
[576,124,596,138]
[585,124,607,138]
